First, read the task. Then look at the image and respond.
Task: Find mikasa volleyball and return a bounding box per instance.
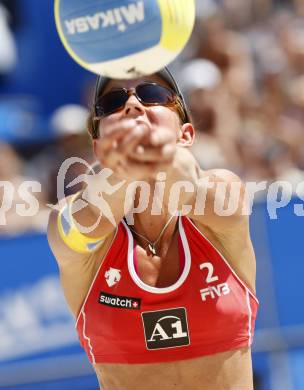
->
[54,0,195,78]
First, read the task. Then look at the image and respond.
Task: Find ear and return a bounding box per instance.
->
[177,123,195,147]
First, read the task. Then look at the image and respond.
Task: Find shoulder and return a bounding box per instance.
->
[200,169,243,185]
[199,168,246,209]
[191,168,250,233]
[198,168,246,207]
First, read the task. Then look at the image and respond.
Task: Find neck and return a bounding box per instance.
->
[128,179,175,233]
[133,210,176,241]
[125,208,178,257]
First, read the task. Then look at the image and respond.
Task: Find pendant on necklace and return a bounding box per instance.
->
[148,243,157,256]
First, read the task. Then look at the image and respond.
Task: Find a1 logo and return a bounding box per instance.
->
[141,308,190,350]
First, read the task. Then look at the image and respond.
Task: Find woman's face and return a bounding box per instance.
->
[97,75,183,139]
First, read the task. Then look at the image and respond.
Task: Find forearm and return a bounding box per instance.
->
[71,172,135,238]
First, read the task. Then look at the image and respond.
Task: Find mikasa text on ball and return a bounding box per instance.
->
[54,0,195,79]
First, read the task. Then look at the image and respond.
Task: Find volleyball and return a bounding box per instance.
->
[54,0,195,79]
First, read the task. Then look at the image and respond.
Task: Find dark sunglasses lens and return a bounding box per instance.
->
[96,90,128,116]
[137,84,175,105]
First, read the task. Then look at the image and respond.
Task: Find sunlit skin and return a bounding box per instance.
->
[48,75,256,390]
[92,75,197,242]
[94,75,194,180]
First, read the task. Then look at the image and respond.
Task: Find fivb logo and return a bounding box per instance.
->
[141,308,190,350]
[65,1,145,35]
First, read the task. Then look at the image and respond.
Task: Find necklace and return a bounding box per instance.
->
[127,214,176,256]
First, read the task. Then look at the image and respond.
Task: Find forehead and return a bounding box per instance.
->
[101,74,171,95]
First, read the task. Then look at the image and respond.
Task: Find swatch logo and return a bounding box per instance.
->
[99,292,141,310]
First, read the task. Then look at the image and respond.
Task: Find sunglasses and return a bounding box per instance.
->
[95,82,185,119]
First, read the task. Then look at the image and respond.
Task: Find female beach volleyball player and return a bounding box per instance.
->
[48,67,258,390]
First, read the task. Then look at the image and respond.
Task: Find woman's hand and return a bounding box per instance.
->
[96,118,177,180]
[128,125,176,163]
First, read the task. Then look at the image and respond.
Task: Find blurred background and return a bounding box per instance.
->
[0,0,303,389]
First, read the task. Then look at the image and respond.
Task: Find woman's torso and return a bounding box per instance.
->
[61,216,257,390]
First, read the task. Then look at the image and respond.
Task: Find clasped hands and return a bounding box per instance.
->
[96,118,178,180]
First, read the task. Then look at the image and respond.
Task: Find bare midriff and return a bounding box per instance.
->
[94,348,254,390]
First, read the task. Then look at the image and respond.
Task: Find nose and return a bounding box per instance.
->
[124,94,145,116]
